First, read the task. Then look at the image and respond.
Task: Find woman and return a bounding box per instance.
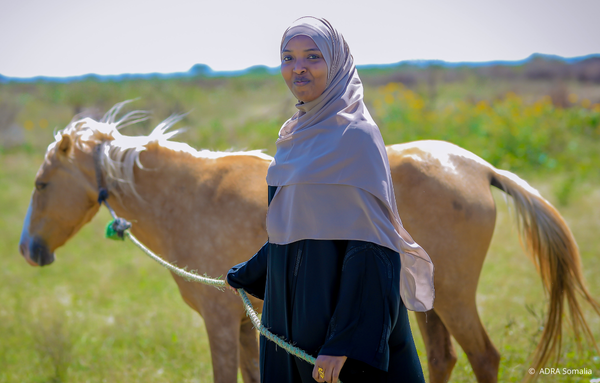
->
[227,17,434,383]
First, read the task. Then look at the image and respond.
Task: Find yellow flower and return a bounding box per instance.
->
[410,99,425,110]
[581,99,591,108]
[384,93,395,105]
[568,93,578,104]
[476,100,488,112]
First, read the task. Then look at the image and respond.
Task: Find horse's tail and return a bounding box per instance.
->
[490,168,600,380]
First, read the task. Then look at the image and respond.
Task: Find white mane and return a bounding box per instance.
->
[54,101,273,200]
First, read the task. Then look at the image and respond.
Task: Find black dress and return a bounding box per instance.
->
[227,186,425,383]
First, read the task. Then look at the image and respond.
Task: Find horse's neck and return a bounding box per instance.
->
[106,145,212,260]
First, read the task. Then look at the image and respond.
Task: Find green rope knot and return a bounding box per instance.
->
[105,218,132,240]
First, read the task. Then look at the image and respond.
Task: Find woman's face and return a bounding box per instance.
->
[281,35,328,103]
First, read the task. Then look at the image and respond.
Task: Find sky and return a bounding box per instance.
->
[1,0,599,78]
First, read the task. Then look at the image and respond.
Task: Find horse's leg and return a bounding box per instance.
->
[415,310,457,383]
[238,317,260,383]
[435,300,500,383]
[201,304,242,383]
[175,279,242,383]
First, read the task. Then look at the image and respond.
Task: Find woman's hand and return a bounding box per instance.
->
[312,355,347,383]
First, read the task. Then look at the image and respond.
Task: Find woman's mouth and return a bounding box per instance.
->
[294,78,310,86]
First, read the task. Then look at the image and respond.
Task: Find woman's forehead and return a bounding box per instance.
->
[281,35,319,52]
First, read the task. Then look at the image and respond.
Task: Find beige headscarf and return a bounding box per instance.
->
[266,16,435,312]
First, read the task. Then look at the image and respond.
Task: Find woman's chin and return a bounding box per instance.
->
[295,93,318,103]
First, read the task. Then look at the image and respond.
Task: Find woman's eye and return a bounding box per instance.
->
[308,54,320,59]
[282,56,292,62]
[35,182,48,191]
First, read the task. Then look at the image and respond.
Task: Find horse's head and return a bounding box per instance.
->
[19,124,102,266]
[19,102,176,266]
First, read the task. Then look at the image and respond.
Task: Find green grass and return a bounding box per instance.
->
[1,73,600,381]
[2,153,599,382]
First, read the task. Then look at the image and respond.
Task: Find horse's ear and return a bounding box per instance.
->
[57,134,72,156]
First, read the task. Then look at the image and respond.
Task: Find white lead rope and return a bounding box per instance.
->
[122,228,321,368]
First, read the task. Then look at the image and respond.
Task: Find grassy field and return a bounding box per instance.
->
[1,69,600,382]
[2,152,599,383]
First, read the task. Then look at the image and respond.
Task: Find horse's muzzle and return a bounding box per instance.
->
[19,237,55,266]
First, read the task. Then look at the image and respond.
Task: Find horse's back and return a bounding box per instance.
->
[387,140,497,294]
[209,153,272,207]
[146,148,272,273]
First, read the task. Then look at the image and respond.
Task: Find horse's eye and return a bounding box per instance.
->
[35,182,48,191]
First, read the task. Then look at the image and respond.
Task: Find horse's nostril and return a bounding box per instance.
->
[28,238,54,266]
[30,244,42,265]
[29,239,46,265]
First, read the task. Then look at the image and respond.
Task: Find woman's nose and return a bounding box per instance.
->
[293,60,306,74]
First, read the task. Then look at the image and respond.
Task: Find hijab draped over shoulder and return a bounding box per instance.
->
[266,16,435,312]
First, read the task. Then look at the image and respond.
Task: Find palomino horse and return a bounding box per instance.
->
[20,104,599,383]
